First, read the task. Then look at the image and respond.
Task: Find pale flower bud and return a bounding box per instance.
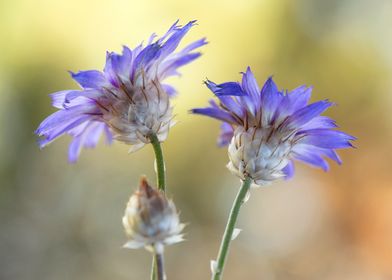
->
[122,177,184,253]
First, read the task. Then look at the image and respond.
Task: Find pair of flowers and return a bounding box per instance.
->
[36,20,353,183]
[35,20,354,279]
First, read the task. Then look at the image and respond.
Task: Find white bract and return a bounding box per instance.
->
[227,126,293,186]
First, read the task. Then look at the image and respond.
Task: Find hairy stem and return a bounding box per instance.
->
[212,177,252,280]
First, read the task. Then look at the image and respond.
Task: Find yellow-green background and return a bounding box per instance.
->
[1,0,392,279]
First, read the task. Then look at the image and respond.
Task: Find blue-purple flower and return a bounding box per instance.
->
[192,67,355,185]
[36,20,207,162]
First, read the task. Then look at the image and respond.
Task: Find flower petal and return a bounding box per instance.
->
[301,116,337,130]
[217,96,243,117]
[292,145,329,171]
[38,115,92,147]
[71,70,107,89]
[287,85,312,111]
[241,67,260,101]
[180,37,208,54]
[36,103,97,135]
[287,100,333,128]
[205,80,244,96]
[162,84,177,97]
[218,122,234,146]
[83,122,106,148]
[64,89,103,103]
[159,53,201,78]
[104,125,113,144]
[68,135,83,163]
[275,86,312,120]
[133,43,162,70]
[160,20,197,57]
[50,90,78,109]
[298,129,355,149]
[260,77,282,125]
[191,107,236,123]
[282,160,295,179]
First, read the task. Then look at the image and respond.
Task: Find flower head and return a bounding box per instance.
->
[122,176,184,253]
[36,20,207,162]
[192,67,355,186]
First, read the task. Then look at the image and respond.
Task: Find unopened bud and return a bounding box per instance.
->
[122,177,184,253]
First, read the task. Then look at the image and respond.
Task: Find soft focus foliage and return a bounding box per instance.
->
[1,0,392,279]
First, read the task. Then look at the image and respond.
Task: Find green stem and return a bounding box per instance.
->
[149,134,166,280]
[151,256,157,280]
[212,177,252,280]
[149,134,166,192]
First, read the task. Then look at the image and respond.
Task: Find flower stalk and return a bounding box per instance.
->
[212,177,252,280]
[149,134,166,279]
[151,257,157,280]
[150,133,166,192]
[155,252,166,280]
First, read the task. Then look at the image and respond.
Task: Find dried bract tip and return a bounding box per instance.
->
[122,177,184,253]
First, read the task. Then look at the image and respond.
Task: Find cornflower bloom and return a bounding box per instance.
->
[192,67,355,280]
[192,67,355,186]
[36,20,206,163]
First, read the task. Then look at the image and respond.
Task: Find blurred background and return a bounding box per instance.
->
[1,0,392,279]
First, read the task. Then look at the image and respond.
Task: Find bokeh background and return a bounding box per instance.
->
[1,0,392,279]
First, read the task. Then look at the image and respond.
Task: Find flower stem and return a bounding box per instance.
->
[155,253,165,280]
[149,134,166,192]
[212,177,252,280]
[149,134,166,280]
[151,256,157,280]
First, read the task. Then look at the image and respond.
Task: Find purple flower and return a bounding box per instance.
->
[192,67,355,185]
[36,20,207,162]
